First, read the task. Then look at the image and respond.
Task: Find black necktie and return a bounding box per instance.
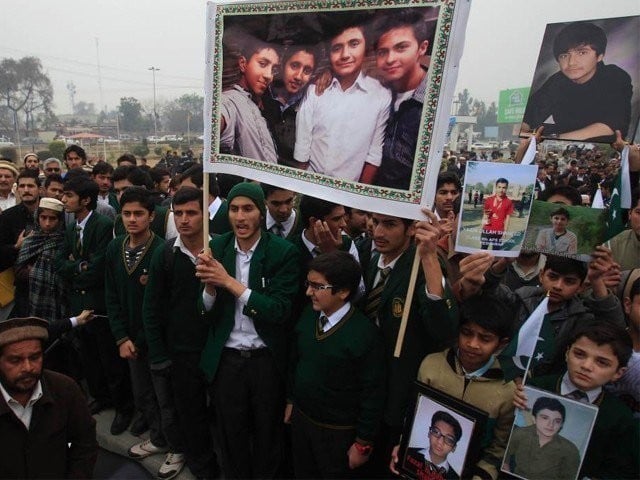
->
[565,389,589,403]
[271,223,284,237]
[364,267,391,320]
[318,314,328,331]
[75,225,83,255]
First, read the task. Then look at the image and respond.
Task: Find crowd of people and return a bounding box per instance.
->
[0,133,638,480]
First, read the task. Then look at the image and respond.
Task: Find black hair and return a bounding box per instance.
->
[543,255,588,281]
[63,144,87,162]
[539,185,582,206]
[63,176,99,211]
[63,168,91,183]
[261,183,292,200]
[308,251,361,302]
[568,322,633,369]
[16,168,39,184]
[44,174,63,188]
[119,186,155,214]
[92,161,114,176]
[116,153,137,166]
[495,177,509,187]
[180,164,220,198]
[629,276,640,301]
[112,165,136,183]
[372,8,431,49]
[436,172,462,192]
[550,207,570,220]
[113,165,154,190]
[632,189,640,210]
[459,295,513,340]
[532,397,566,423]
[430,411,462,443]
[149,166,171,185]
[299,195,340,227]
[172,186,203,211]
[553,22,607,59]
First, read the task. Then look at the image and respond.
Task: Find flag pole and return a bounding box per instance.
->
[203,172,211,255]
[393,248,421,358]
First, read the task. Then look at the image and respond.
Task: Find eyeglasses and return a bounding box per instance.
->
[428,427,457,447]
[304,280,334,291]
[45,167,61,172]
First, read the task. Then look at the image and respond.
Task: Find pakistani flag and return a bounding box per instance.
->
[603,145,633,241]
[498,295,549,382]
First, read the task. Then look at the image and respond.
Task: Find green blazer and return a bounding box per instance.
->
[209,199,232,235]
[200,231,301,382]
[56,211,113,313]
[361,244,459,428]
[114,204,171,238]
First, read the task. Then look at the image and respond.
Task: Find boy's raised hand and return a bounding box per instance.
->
[587,246,617,298]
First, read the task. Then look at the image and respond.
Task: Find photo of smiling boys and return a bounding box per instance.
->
[262,43,317,168]
[534,207,578,255]
[503,397,580,480]
[372,9,434,190]
[480,178,514,250]
[521,20,634,143]
[294,15,391,183]
[220,28,279,163]
[405,411,462,480]
[520,323,639,479]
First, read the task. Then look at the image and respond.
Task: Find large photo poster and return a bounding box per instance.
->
[204,0,471,219]
[520,15,640,143]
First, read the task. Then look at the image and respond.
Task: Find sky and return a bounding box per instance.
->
[1,0,638,115]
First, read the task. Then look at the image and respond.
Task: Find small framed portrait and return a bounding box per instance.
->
[521,200,607,261]
[520,15,640,143]
[502,386,598,480]
[398,382,488,480]
[455,161,538,257]
[204,0,472,219]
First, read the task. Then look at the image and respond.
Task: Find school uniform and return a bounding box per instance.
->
[200,231,301,478]
[289,303,385,478]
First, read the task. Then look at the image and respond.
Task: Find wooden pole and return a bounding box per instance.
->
[202,172,211,255]
[393,248,421,358]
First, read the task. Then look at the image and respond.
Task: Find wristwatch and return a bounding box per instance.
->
[353,442,372,455]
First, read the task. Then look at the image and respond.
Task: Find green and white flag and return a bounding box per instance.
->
[498,295,549,382]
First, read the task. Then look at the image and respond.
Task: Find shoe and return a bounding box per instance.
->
[110,410,133,435]
[127,439,168,459]
[129,413,149,436]
[158,452,186,479]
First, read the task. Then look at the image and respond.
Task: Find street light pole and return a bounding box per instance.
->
[148,66,160,144]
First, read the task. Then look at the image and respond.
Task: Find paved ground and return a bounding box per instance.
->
[95,409,196,480]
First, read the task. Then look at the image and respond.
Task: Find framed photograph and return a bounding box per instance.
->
[455,161,538,257]
[520,15,640,143]
[521,200,607,261]
[502,386,598,480]
[203,0,472,219]
[398,381,488,480]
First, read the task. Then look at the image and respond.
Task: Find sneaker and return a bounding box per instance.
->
[158,452,185,479]
[127,439,168,459]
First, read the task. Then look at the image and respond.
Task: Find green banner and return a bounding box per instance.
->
[498,87,530,124]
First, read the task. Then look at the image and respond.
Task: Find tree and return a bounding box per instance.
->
[119,97,146,132]
[162,93,204,134]
[73,101,96,116]
[0,57,53,136]
[456,89,473,116]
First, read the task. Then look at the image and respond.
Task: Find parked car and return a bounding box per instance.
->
[21,137,44,144]
[146,136,162,142]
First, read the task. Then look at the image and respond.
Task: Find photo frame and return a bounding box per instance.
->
[398,381,488,480]
[203,0,471,219]
[520,15,640,143]
[455,161,538,257]
[502,385,598,480]
[521,200,607,261]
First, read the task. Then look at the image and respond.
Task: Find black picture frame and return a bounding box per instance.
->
[398,381,489,480]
